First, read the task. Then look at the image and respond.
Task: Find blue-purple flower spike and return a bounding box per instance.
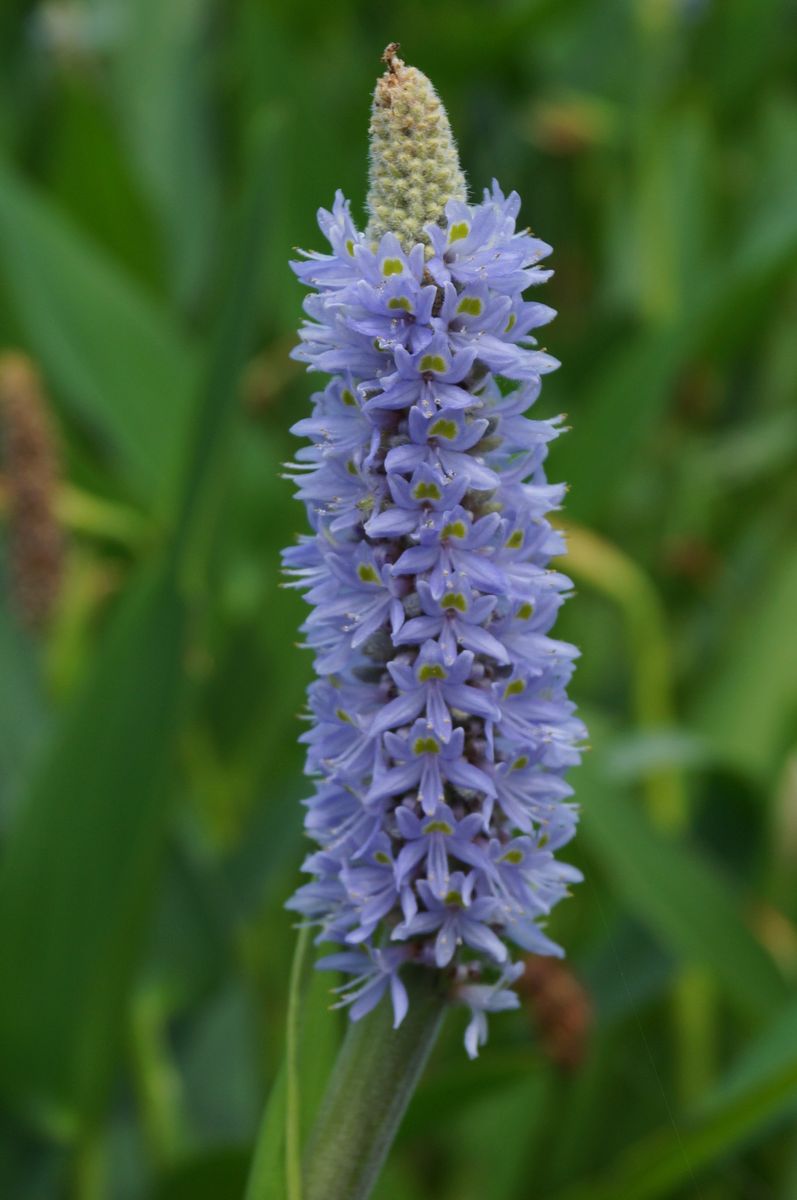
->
[284,46,586,1057]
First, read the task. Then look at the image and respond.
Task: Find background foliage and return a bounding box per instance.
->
[1,1,797,1197]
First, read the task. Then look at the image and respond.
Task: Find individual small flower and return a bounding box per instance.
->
[319,946,413,1028]
[285,48,585,1055]
[456,962,526,1059]
[370,642,501,742]
[393,872,507,968]
[368,722,496,816]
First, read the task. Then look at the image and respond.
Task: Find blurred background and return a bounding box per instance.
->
[1,1,797,1197]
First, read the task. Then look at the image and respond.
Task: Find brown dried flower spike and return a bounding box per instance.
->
[519,955,592,1072]
[366,44,468,250]
[0,352,64,629]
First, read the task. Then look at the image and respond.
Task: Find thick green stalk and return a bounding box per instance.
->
[303,968,447,1200]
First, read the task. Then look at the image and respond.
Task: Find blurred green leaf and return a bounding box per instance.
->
[171,107,283,577]
[0,159,198,510]
[693,548,797,778]
[560,150,797,523]
[178,981,261,1146]
[153,1146,250,1200]
[698,1000,797,1116]
[294,944,341,1148]
[245,1066,287,1200]
[0,560,185,1130]
[246,932,341,1200]
[442,1074,548,1200]
[548,1027,797,1200]
[0,602,48,828]
[112,0,218,309]
[580,746,787,1018]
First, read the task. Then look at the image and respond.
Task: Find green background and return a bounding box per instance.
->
[1,0,797,1197]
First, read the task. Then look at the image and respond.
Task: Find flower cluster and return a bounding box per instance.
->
[284,178,585,1054]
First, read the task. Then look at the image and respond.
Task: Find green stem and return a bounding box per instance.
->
[129,988,189,1167]
[57,484,153,549]
[73,1124,106,1200]
[303,968,447,1200]
[286,926,310,1200]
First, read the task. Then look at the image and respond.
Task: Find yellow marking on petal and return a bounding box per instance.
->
[504,313,517,333]
[448,222,470,243]
[413,481,442,501]
[441,592,467,612]
[357,564,380,584]
[388,296,412,311]
[335,708,352,724]
[418,664,447,681]
[423,820,454,834]
[500,849,524,865]
[429,418,457,439]
[511,755,529,771]
[382,257,404,276]
[342,388,357,407]
[374,851,391,864]
[441,521,467,540]
[419,354,447,374]
[504,679,526,698]
[516,602,534,620]
[456,296,483,316]
[505,530,524,549]
[413,736,440,755]
[345,239,355,256]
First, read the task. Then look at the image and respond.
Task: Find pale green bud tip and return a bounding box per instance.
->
[366,43,467,250]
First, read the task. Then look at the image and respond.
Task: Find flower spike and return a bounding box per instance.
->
[285,52,585,1055]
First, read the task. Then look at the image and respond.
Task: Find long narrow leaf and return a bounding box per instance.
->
[0,159,198,509]
[0,561,186,1130]
[580,747,786,1018]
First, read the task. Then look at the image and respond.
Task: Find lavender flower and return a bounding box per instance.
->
[284,47,585,1056]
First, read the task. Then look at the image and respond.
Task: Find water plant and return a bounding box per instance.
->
[280,45,586,1196]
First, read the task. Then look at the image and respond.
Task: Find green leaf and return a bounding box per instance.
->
[0,601,49,825]
[112,0,218,308]
[0,560,186,1131]
[560,139,797,524]
[0,159,198,509]
[296,952,342,1148]
[579,744,787,1018]
[698,1000,797,1116]
[693,549,797,778]
[153,1147,251,1200]
[171,107,284,575]
[548,1029,797,1200]
[245,931,341,1200]
[245,1066,288,1200]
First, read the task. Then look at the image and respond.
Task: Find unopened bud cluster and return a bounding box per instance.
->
[366,46,467,249]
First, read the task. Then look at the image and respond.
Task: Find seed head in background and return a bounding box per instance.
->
[0,352,64,630]
[283,47,585,1056]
